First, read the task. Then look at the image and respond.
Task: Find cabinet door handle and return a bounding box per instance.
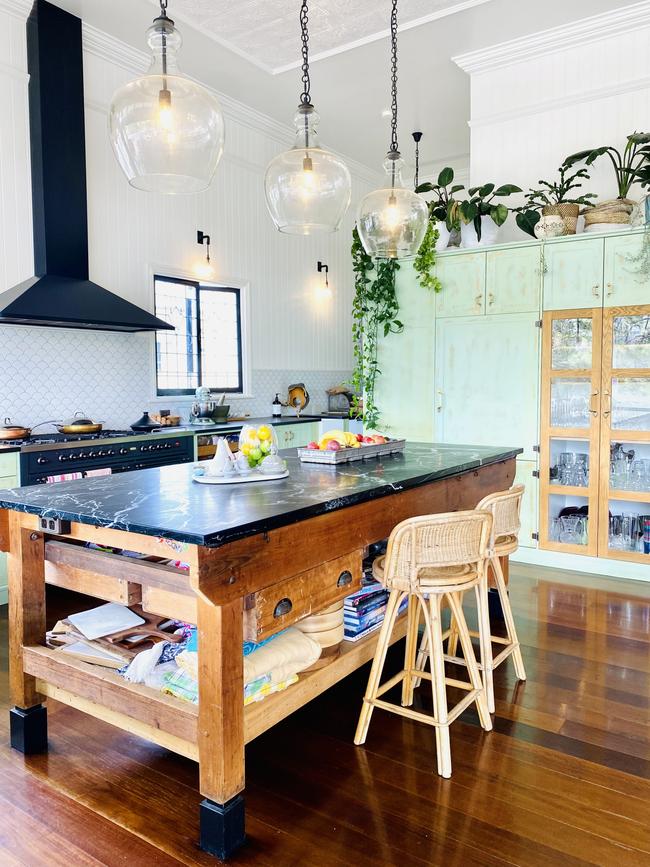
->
[475,293,482,307]
[273,598,293,618]
[607,282,614,297]
[337,570,353,587]
[436,390,443,412]
[592,284,600,297]
[488,293,495,306]
[603,390,611,418]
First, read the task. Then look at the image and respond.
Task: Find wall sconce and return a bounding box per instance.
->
[316,260,332,299]
[195,229,215,279]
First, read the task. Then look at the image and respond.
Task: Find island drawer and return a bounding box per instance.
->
[244,549,363,641]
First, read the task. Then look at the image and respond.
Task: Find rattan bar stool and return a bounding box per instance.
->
[416,485,527,713]
[354,510,494,779]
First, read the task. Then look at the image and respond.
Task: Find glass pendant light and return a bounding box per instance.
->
[109,0,224,194]
[264,1,351,234]
[357,0,428,259]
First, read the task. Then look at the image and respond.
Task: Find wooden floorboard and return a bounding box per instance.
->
[1,566,650,865]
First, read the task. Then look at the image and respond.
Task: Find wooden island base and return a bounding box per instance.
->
[3,457,515,860]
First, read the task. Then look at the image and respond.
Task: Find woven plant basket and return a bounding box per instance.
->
[543,203,580,235]
[584,209,630,226]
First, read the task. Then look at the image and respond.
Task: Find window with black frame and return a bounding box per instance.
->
[154,275,243,396]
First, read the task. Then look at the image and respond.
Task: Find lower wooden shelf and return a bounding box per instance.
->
[22,613,407,757]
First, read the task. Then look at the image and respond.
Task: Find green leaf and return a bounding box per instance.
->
[450,185,465,194]
[628,132,650,145]
[415,182,434,193]
[491,203,509,226]
[437,167,454,187]
[467,186,481,196]
[478,183,495,197]
[459,200,477,223]
[494,184,522,197]
[515,210,540,237]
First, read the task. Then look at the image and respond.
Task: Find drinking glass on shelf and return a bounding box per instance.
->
[559,515,584,544]
[549,517,561,542]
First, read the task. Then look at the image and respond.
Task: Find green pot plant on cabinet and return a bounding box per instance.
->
[415,166,465,251]
[457,182,522,247]
[563,132,650,229]
[514,164,597,239]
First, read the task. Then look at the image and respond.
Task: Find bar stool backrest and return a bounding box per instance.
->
[381,510,493,592]
[475,484,524,551]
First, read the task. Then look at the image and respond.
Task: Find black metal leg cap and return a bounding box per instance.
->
[10,705,48,754]
[200,795,246,860]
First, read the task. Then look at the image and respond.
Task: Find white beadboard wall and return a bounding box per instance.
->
[455,2,650,241]
[0,1,374,427]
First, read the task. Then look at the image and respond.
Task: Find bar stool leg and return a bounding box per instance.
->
[427,593,452,778]
[447,592,492,732]
[402,593,420,707]
[475,577,495,714]
[492,555,526,682]
[447,607,460,658]
[354,589,403,746]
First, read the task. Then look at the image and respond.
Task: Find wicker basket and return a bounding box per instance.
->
[542,203,580,235]
[584,209,631,226]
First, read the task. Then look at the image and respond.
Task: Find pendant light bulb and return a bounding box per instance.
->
[109,0,224,194]
[357,0,428,259]
[264,2,351,234]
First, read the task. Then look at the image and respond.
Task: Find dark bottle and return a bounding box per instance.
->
[272,393,282,417]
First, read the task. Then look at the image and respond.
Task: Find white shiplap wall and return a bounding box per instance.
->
[455,3,650,241]
[0,2,375,426]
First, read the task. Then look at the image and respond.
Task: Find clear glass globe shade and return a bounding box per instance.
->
[264,106,352,234]
[109,17,224,194]
[357,155,429,259]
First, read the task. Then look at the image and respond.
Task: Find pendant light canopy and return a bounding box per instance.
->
[264,1,351,234]
[357,0,428,259]
[109,0,224,194]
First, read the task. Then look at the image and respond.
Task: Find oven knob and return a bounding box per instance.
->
[119,448,128,455]
[155,443,162,450]
[58,455,68,462]
[98,450,106,457]
[78,452,87,459]
[89,451,97,458]
[107,449,115,456]
[36,457,48,465]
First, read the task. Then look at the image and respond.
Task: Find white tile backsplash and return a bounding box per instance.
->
[0,324,350,428]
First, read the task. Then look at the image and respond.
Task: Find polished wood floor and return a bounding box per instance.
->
[1,564,649,866]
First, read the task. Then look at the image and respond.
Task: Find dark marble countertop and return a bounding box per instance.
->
[0,443,522,548]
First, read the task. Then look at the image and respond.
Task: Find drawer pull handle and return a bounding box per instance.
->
[273,598,293,618]
[337,570,353,587]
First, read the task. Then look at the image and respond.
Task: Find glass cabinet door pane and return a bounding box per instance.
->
[612,314,650,369]
[551,318,593,370]
[550,378,592,427]
[611,378,650,430]
[549,439,590,487]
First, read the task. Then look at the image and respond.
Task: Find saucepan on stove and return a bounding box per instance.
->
[54,412,104,434]
[0,417,32,440]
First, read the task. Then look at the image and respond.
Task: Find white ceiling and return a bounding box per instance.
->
[52,0,627,175]
[159,0,494,74]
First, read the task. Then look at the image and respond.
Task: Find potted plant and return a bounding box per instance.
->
[415,167,464,250]
[563,132,650,229]
[636,163,650,225]
[515,165,597,237]
[457,182,522,247]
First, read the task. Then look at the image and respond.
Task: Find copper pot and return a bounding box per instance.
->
[55,412,104,434]
[0,417,31,440]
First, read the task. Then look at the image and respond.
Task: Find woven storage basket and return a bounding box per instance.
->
[584,209,630,226]
[543,203,580,235]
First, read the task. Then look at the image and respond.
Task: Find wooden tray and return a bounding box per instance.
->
[297,438,406,465]
[193,469,289,485]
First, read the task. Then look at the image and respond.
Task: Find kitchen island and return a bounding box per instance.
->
[0,442,521,859]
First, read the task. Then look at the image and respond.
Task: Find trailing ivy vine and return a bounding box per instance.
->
[350,227,401,429]
[350,220,444,428]
[413,221,442,292]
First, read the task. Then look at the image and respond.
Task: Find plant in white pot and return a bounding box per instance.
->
[563,132,650,231]
[514,165,597,238]
[458,183,522,247]
[415,167,464,251]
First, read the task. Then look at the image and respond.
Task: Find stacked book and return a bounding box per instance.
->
[344,575,408,642]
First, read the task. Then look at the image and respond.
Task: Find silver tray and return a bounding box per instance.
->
[297,438,406,464]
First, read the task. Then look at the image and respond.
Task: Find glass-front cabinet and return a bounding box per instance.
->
[598,306,650,562]
[540,304,650,563]
[540,309,602,555]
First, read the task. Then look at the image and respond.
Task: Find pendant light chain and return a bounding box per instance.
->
[159,0,168,17]
[389,0,399,155]
[299,0,311,106]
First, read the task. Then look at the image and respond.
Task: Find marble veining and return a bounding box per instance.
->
[0,443,522,548]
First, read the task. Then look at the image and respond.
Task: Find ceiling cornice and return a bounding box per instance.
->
[453,1,650,74]
[81,23,381,187]
[0,0,31,20]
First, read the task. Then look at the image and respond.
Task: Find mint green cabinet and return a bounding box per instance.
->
[275,423,319,449]
[486,246,541,314]
[435,313,540,461]
[603,233,650,307]
[393,261,435,326]
[514,460,538,548]
[543,237,604,310]
[435,253,485,318]
[0,452,19,605]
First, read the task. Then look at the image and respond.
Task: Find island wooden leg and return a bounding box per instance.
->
[196,595,246,860]
[8,517,48,754]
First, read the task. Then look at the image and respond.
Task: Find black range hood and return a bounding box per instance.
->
[0,0,173,333]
